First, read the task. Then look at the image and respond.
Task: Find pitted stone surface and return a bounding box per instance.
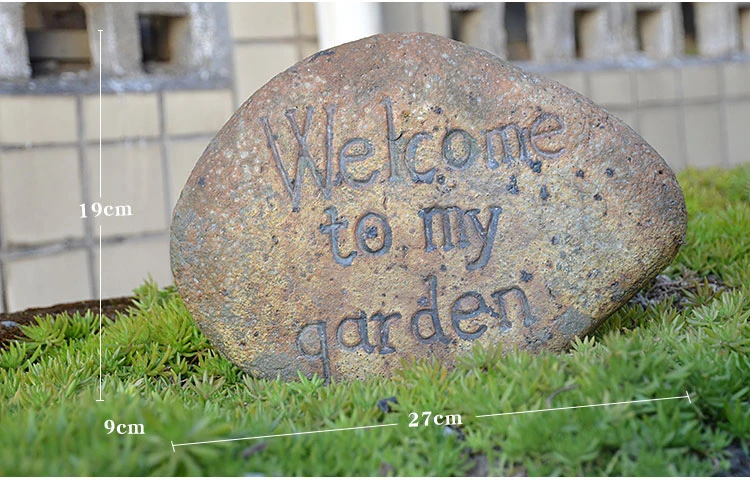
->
[170,33,687,382]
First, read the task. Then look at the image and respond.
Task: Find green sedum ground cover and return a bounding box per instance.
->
[1,166,748,476]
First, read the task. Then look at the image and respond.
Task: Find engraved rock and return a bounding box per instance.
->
[170,33,687,382]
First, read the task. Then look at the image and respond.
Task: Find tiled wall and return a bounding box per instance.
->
[0,2,747,312]
[229,2,318,104]
[0,90,233,310]
[538,60,750,171]
[0,2,316,312]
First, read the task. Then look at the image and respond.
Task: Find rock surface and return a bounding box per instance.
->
[170,33,687,382]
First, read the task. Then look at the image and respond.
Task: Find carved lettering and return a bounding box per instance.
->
[295,280,538,381]
[405,132,436,183]
[297,322,331,382]
[530,113,566,159]
[355,212,392,256]
[260,105,335,211]
[324,104,336,190]
[442,129,478,170]
[485,124,530,169]
[370,311,401,354]
[411,275,451,345]
[491,287,537,329]
[451,291,491,340]
[339,137,379,188]
[319,206,357,266]
[464,206,502,271]
[418,206,470,253]
[336,311,375,353]
[419,206,502,270]
[260,98,567,212]
[381,96,401,181]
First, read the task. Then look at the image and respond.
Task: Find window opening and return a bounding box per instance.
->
[505,3,530,61]
[24,2,91,77]
[138,13,189,73]
[574,8,599,59]
[681,3,698,55]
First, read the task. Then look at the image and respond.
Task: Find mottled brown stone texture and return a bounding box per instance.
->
[170,33,687,382]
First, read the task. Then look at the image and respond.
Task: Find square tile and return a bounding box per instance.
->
[606,108,636,129]
[726,100,750,166]
[164,90,234,136]
[636,68,678,104]
[300,41,319,61]
[681,64,720,100]
[589,70,634,107]
[0,96,77,145]
[5,249,91,311]
[87,142,167,237]
[233,43,298,101]
[683,105,722,169]
[168,137,211,210]
[722,62,750,97]
[229,2,296,40]
[638,106,684,170]
[0,147,84,245]
[547,71,588,96]
[96,237,172,298]
[83,93,160,141]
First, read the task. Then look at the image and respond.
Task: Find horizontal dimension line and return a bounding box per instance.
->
[172,423,399,449]
[475,394,690,418]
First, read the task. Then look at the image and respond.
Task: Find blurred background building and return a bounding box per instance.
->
[0,2,748,312]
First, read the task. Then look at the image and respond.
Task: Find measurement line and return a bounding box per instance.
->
[95,29,104,403]
[96,225,102,402]
[171,423,399,450]
[475,393,691,418]
[98,29,103,200]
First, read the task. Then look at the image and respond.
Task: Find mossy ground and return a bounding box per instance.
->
[1,166,748,476]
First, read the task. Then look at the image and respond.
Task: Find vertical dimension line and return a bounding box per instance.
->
[98,29,102,200]
[96,29,104,402]
[97,225,103,402]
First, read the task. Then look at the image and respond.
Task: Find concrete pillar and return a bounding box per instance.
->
[528,3,575,62]
[530,3,644,62]
[635,4,684,59]
[696,3,739,56]
[84,3,141,77]
[453,3,506,58]
[573,4,637,60]
[183,3,231,77]
[315,2,383,50]
[0,3,31,80]
[601,3,638,59]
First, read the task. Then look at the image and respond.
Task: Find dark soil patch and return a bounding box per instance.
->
[0,297,135,348]
[628,271,726,311]
[465,453,490,476]
[716,440,750,476]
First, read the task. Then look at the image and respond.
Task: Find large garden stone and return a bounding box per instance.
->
[170,33,687,382]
